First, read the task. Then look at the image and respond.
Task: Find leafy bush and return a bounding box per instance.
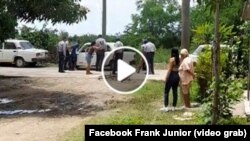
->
[195,46,228,101]
[192,23,234,46]
[201,76,244,124]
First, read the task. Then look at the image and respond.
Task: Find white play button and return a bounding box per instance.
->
[101,47,149,94]
[117,59,136,82]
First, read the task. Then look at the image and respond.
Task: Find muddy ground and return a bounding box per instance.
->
[0,66,166,141]
[0,67,129,141]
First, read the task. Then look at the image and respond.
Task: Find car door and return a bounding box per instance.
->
[90,52,97,66]
[77,47,87,67]
[77,43,97,67]
[123,51,135,64]
[2,42,17,62]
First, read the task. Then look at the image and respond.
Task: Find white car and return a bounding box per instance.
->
[76,42,136,69]
[0,39,49,67]
[189,44,229,63]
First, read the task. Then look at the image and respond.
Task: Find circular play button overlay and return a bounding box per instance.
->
[101,47,149,94]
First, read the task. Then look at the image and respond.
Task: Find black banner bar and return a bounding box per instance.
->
[85,125,250,140]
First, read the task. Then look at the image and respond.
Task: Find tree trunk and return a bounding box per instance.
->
[211,0,220,125]
[102,0,107,37]
[181,0,190,49]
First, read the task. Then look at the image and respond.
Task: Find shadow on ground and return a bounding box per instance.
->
[0,63,50,68]
[0,77,103,118]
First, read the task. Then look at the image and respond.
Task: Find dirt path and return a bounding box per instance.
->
[0,67,126,141]
[0,66,165,141]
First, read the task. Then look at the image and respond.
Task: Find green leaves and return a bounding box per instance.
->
[0,0,89,42]
[9,0,89,24]
[192,0,244,27]
[126,0,181,48]
[192,23,234,45]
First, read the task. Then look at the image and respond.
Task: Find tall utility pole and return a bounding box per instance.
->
[102,0,107,37]
[181,0,190,49]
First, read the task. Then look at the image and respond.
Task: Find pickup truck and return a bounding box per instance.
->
[0,39,49,67]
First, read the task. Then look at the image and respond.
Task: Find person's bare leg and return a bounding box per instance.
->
[180,84,188,110]
[182,84,191,108]
[86,64,90,74]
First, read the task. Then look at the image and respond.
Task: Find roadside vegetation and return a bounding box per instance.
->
[60,80,249,141]
[60,80,202,141]
[1,0,250,140]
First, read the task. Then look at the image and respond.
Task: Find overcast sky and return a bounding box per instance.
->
[18,0,196,36]
[19,0,138,36]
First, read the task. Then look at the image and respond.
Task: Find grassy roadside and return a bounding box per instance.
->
[60,80,249,141]
[60,80,202,141]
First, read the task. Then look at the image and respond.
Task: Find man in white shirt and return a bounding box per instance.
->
[145,40,156,74]
[57,36,67,73]
[95,35,107,71]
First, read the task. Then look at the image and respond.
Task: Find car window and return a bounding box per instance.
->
[79,43,90,52]
[5,42,16,49]
[20,42,34,49]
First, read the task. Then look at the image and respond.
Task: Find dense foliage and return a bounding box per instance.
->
[124,0,180,48]
[0,0,88,42]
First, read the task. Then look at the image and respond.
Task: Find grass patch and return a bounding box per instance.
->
[61,80,249,141]
[154,63,166,70]
[155,48,170,63]
[61,125,84,141]
[60,81,202,141]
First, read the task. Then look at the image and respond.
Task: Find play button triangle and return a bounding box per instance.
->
[117,59,136,82]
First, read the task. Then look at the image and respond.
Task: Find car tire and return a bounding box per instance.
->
[15,58,25,67]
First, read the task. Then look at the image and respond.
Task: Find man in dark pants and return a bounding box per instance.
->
[112,38,123,75]
[145,40,156,74]
[69,39,79,70]
[137,39,147,73]
[95,35,107,71]
[57,37,67,73]
[64,40,70,70]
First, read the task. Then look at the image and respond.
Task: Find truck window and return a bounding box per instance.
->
[5,42,16,49]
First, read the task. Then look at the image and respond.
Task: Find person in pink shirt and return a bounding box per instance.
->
[179,49,195,108]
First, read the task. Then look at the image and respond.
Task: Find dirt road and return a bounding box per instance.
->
[0,66,165,141]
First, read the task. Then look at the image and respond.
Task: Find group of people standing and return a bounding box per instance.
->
[84,35,124,75]
[57,36,194,111]
[57,36,79,73]
[57,35,124,75]
[161,48,195,112]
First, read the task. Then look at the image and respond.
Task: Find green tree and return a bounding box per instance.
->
[197,0,235,125]
[191,1,244,29]
[125,0,181,48]
[192,23,234,46]
[0,0,89,42]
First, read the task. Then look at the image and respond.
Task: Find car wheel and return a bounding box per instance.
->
[15,58,25,67]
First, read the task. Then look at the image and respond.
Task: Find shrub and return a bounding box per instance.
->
[195,46,228,101]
